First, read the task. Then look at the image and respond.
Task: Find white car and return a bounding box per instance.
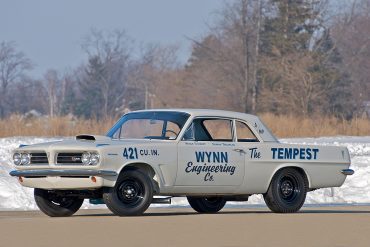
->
[10,109,354,216]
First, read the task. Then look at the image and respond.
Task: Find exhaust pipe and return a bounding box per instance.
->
[152,197,172,204]
[341,169,354,176]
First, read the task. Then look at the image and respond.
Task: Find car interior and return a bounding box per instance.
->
[182,118,259,142]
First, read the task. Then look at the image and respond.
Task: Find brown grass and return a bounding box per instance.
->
[0,114,369,138]
[260,113,370,138]
[0,115,116,138]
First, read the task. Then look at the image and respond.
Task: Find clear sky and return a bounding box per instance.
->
[0,0,224,78]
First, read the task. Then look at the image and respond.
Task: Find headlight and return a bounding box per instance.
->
[13,153,21,166]
[90,153,100,165]
[81,152,91,165]
[21,153,31,165]
[81,152,100,165]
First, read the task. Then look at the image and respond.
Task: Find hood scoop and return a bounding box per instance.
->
[76,135,111,141]
[76,135,96,141]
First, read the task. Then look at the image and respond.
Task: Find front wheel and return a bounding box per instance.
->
[264,168,308,213]
[34,189,84,217]
[103,169,153,216]
[187,196,226,213]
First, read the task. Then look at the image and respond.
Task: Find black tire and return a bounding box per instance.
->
[264,168,308,213]
[103,169,153,216]
[34,189,84,217]
[187,196,226,213]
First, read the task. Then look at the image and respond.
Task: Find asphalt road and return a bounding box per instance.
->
[1,206,370,247]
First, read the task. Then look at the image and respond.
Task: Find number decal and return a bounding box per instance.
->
[123,148,138,160]
[123,148,128,159]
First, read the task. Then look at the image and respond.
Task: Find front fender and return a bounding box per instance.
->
[113,160,165,189]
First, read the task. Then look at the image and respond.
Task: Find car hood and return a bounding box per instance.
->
[14,134,170,152]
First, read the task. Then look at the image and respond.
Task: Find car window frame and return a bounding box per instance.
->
[180,116,236,142]
[179,116,262,143]
[109,111,190,141]
[233,119,260,143]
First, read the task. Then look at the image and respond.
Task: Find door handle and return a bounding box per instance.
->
[233,148,246,154]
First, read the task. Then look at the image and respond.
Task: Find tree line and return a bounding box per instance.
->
[0,0,369,120]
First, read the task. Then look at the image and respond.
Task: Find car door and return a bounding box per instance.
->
[175,117,245,187]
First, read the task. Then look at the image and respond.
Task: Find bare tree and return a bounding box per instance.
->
[44,69,68,117]
[251,0,262,113]
[331,0,370,113]
[187,0,264,113]
[0,41,32,117]
[131,43,180,109]
[259,52,339,115]
[9,77,47,115]
[80,29,132,119]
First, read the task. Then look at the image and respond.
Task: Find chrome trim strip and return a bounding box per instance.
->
[9,169,117,177]
[341,169,354,176]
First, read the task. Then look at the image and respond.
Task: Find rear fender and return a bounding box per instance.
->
[266,164,311,193]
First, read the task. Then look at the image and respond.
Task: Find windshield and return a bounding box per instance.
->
[107,111,190,140]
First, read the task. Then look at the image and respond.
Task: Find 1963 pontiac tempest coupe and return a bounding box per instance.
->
[10,109,354,217]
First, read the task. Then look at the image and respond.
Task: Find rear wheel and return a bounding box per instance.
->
[187,196,226,213]
[103,170,153,216]
[34,189,84,217]
[264,168,308,213]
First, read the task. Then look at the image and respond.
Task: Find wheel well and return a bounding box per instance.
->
[272,166,310,187]
[119,163,160,193]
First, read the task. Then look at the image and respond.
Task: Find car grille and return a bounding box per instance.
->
[30,152,49,164]
[57,153,83,164]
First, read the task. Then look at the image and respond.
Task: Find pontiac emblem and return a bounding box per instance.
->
[71,156,81,162]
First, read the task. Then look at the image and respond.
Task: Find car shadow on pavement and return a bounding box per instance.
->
[299,209,370,214]
[74,210,270,217]
[143,209,370,216]
[74,208,370,217]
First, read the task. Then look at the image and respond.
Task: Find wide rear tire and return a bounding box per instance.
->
[187,196,226,213]
[264,168,308,213]
[34,189,84,217]
[103,169,153,216]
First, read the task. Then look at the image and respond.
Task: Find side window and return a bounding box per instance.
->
[202,119,233,142]
[236,121,259,142]
[182,118,233,142]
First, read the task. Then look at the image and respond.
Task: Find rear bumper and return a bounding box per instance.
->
[9,169,117,177]
[9,169,117,189]
[341,169,355,176]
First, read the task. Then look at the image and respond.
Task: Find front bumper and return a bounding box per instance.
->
[9,169,117,177]
[9,169,117,189]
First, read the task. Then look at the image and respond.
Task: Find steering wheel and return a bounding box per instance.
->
[165,130,178,139]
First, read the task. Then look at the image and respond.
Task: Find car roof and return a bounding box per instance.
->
[130,108,278,142]
[132,108,258,120]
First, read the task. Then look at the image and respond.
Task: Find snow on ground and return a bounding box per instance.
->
[1,136,370,210]
[0,137,62,210]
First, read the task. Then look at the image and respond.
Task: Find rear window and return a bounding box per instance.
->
[235,121,259,142]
